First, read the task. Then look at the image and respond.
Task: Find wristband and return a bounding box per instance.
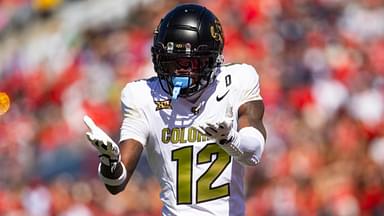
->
[98,162,127,186]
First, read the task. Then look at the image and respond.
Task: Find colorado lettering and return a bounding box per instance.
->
[161,127,211,144]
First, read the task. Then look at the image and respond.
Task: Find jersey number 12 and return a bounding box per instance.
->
[171,143,231,204]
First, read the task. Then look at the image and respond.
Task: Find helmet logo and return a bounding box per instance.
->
[210,19,223,42]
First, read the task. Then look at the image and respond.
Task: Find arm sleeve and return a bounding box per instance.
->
[237,127,265,165]
[220,127,265,166]
[221,64,265,166]
[119,84,149,146]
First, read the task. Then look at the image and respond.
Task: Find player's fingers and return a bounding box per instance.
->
[106,141,113,151]
[83,115,98,132]
[204,127,217,136]
[85,132,94,142]
[193,125,207,135]
[219,121,231,129]
[109,142,119,155]
[98,140,108,151]
[86,132,102,148]
[207,123,218,129]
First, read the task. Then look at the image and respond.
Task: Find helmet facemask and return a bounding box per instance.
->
[153,45,219,99]
[151,4,224,100]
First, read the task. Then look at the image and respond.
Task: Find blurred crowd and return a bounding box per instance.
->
[1,0,384,215]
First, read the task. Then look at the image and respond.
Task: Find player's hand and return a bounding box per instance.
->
[195,107,236,145]
[83,115,121,172]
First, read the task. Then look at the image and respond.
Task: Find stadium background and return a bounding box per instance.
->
[1,0,384,215]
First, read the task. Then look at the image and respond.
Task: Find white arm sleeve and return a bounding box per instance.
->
[119,84,149,146]
[223,64,265,165]
[220,127,265,166]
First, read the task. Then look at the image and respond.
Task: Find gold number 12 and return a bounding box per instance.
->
[171,143,231,204]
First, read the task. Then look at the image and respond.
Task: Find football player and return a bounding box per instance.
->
[84,3,266,216]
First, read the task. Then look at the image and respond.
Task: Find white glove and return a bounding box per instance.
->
[194,107,243,158]
[83,115,121,172]
[195,107,237,145]
[195,107,265,165]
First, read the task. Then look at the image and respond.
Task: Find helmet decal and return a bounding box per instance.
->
[210,19,223,43]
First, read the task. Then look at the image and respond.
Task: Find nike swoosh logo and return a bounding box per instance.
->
[216,90,230,101]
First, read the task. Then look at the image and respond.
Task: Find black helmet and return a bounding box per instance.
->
[151,3,224,99]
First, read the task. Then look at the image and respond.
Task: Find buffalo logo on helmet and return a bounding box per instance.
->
[210,19,223,42]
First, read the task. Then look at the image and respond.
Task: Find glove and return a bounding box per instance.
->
[83,115,121,172]
[195,107,265,165]
[195,107,237,145]
[194,107,243,158]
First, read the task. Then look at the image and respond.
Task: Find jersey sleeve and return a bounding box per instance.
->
[236,64,263,105]
[119,83,149,146]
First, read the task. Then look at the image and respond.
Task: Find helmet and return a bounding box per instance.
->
[151,4,224,99]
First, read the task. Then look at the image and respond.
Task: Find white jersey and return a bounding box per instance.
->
[120,63,262,216]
